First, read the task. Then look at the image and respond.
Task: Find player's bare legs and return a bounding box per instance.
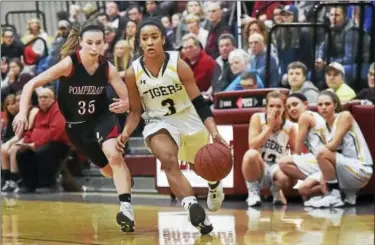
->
[298,178,323,206]
[102,138,134,232]
[272,170,289,205]
[242,149,264,206]
[147,129,212,234]
[279,156,307,180]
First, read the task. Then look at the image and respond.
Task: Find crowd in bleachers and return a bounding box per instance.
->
[1,1,374,194]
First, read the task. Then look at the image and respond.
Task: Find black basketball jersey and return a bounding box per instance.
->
[58,50,110,122]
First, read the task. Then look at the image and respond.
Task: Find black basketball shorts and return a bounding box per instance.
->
[65,113,121,168]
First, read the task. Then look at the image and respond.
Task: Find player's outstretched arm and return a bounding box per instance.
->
[177,58,229,147]
[116,66,142,151]
[13,57,72,135]
[295,111,312,154]
[326,111,353,151]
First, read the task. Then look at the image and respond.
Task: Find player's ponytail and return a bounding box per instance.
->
[60,20,105,59]
[60,25,81,59]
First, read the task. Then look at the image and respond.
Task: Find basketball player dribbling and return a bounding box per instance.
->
[279,93,329,206]
[116,18,230,234]
[309,91,373,208]
[242,91,297,207]
[12,20,135,232]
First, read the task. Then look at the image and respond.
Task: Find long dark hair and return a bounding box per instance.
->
[60,19,104,59]
[318,90,343,113]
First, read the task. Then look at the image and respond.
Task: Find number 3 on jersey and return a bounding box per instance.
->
[162,98,176,116]
[78,100,95,115]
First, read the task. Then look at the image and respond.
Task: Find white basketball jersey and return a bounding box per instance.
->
[305,111,330,155]
[258,113,294,164]
[332,112,373,165]
[132,51,205,134]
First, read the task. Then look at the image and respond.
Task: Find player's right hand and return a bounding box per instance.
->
[116,133,129,153]
[267,108,277,128]
[12,113,28,136]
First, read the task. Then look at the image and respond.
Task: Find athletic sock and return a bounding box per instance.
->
[181,196,198,211]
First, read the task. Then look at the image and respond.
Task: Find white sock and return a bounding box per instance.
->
[246,181,260,192]
[181,196,197,211]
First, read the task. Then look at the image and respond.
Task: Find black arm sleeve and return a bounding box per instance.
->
[192,95,213,122]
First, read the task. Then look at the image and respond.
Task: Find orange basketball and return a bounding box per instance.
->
[194,143,233,181]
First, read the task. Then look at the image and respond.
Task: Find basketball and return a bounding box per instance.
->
[194,143,233,181]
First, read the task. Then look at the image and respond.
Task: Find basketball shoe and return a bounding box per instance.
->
[188,203,213,235]
[246,188,261,207]
[303,195,323,207]
[207,181,225,211]
[116,202,135,232]
[310,189,344,208]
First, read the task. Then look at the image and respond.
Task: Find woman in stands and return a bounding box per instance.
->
[12,20,134,232]
[2,93,39,193]
[279,93,328,206]
[242,90,296,207]
[308,91,373,208]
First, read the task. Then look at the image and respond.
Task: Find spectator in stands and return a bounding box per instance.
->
[316,6,370,86]
[251,1,293,21]
[144,1,162,18]
[1,57,10,88]
[245,19,278,65]
[160,16,176,48]
[22,18,49,44]
[225,49,264,91]
[106,2,126,32]
[49,20,71,66]
[2,93,39,193]
[113,40,134,78]
[213,34,236,93]
[276,5,313,74]
[16,88,71,193]
[249,33,279,88]
[186,14,209,48]
[326,62,356,102]
[240,71,259,90]
[1,58,34,104]
[355,63,375,103]
[182,33,217,93]
[82,3,96,21]
[205,2,230,59]
[127,5,143,24]
[175,1,209,47]
[287,61,319,104]
[97,12,110,26]
[103,25,117,62]
[1,94,19,190]
[1,29,24,60]
[69,4,82,27]
[122,20,137,49]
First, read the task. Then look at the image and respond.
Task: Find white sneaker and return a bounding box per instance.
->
[246,190,261,207]
[311,190,344,208]
[304,196,323,207]
[116,202,135,232]
[207,181,225,212]
[343,190,357,206]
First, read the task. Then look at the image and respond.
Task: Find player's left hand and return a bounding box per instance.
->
[116,133,129,153]
[109,98,129,114]
[212,133,231,149]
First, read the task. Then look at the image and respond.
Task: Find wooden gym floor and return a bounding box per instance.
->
[1,192,374,245]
